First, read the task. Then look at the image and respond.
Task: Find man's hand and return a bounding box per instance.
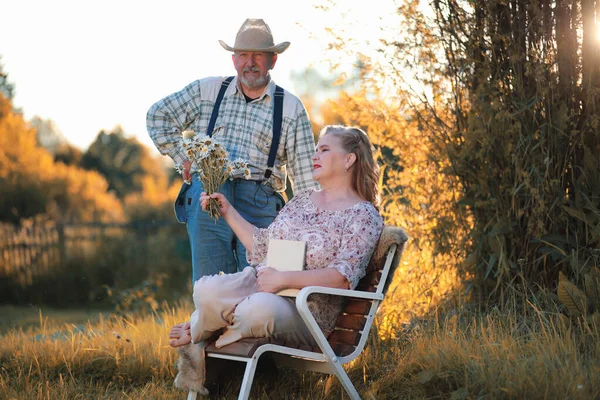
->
[182,160,192,183]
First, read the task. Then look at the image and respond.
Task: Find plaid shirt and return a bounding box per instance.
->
[146,76,318,193]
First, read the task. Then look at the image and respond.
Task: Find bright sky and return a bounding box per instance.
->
[1,0,398,155]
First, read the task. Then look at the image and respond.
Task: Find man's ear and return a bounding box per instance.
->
[270,53,278,69]
[232,53,236,66]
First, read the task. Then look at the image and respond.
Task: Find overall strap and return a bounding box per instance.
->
[264,85,284,179]
[207,76,234,137]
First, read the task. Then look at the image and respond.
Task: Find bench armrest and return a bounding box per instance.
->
[296,286,383,304]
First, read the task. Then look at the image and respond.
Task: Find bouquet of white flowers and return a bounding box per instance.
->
[179,130,251,221]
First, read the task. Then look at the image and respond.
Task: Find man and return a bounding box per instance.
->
[146,19,318,284]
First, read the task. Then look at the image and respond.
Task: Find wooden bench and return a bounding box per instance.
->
[190,226,408,400]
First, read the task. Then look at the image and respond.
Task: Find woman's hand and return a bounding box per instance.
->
[256,267,285,293]
[200,192,231,217]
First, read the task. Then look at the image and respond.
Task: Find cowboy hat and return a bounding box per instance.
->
[219,18,290,54]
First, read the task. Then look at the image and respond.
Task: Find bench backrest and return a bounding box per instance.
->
[327,226,408,358]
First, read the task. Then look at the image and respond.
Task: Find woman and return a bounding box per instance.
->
[169,125,384,348]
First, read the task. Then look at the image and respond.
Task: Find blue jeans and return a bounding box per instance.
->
[174,176,285,284]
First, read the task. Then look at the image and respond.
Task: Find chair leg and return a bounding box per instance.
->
[187,391,198,400]
[330,360,360,400]
[237,358,259,400]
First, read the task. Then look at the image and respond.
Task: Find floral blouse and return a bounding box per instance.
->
[247,189,384,336]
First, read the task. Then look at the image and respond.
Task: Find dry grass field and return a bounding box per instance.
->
[1,291,599,400]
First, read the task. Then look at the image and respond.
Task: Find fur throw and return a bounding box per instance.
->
[174,342,209,396]
[368,226,409,294]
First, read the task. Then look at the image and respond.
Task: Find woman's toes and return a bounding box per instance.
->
[169,334,191,347]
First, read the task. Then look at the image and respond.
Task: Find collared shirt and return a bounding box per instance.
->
[146,76,319,192]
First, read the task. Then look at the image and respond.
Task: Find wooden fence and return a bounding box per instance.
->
[0,220,182,287]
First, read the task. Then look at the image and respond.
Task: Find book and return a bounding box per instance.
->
[266,239,306,297]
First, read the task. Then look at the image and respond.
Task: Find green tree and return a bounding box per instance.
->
[80,126,168,199]
[53,142,83,166]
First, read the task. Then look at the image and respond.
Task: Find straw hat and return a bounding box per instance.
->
[219,19,290,54]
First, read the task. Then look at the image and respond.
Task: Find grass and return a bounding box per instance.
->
[1,293,599,399]
[0,305,109,335]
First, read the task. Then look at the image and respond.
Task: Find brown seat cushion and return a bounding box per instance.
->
[205,337,316,357]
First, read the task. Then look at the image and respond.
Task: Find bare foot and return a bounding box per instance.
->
[169,322,192,347]
[170,321,191,334]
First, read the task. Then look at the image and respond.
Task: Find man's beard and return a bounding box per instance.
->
[240,67,270,89]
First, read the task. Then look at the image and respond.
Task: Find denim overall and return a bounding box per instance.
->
[174,77,286,284]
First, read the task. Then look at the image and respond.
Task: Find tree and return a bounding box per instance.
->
[291,64,366,134]
[324,0,600,296]
[47,162,124,223]
[316,0,600,300]
[29,115,67,154]
[53,142,83,166]
[0,57,15,102]
[315,87,467,319]
[80,126,168,199]
[418,0,600,294]
[0,94,54,223]
[0,94,124,224]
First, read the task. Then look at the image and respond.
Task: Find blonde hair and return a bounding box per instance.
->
[320,125,381,209]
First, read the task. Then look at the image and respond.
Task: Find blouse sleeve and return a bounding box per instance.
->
[246,226,269,265]
[328,205,384,289]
